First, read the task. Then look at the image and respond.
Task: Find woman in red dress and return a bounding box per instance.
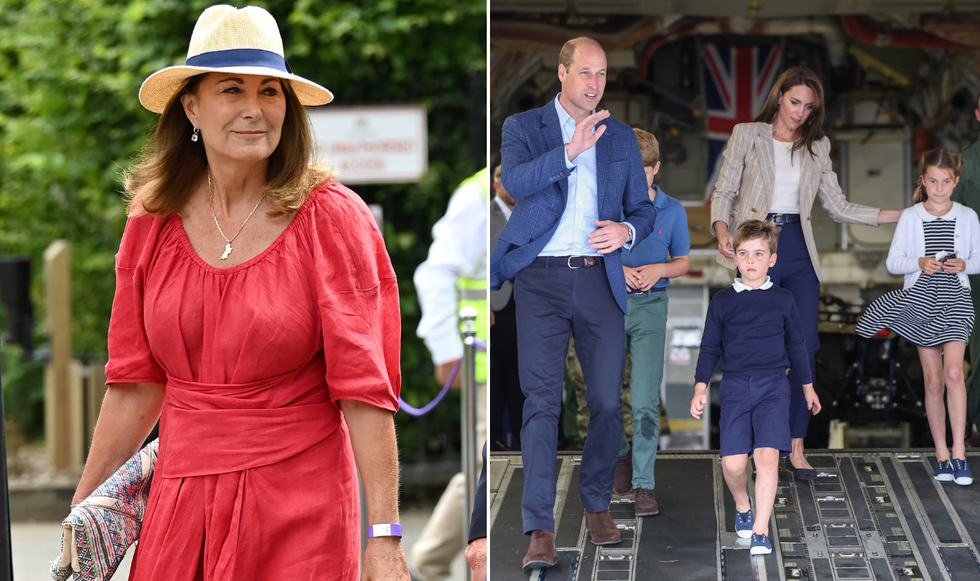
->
[70,6,410,580]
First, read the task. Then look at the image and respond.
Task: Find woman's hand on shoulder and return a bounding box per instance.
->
[919,257,942,274]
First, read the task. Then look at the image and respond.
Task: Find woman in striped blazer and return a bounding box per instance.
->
[709,67,903,477]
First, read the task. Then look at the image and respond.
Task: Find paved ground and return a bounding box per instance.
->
[13,506,466,581]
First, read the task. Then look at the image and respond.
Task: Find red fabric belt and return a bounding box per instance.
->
[155,363,340,478]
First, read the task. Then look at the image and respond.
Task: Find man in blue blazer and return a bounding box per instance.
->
[490,37,657,569]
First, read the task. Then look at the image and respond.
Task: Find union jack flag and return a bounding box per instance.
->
[703,43,782,202]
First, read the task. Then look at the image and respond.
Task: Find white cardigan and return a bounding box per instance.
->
[886,202,980,289]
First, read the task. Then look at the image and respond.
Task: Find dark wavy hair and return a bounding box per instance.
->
[754,67,825,159]
[123,73,332,218]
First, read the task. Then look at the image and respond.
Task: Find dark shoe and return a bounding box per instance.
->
[613,454,633,495]
[634,487,660,516]
[585,509,621,545]
[785,457,817,480]
[735,498,754,539]
[522,530,558,569]
[952,458,974,485]
[750,533,772,555]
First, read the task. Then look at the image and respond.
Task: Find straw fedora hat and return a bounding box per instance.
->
[138,5,333,113]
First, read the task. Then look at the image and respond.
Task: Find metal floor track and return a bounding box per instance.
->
[488,450,980,580]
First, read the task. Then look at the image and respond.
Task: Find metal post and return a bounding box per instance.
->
[839,140,850,252]
[459,305,479,577]
[0,354,14,580]
[358,471,368,570]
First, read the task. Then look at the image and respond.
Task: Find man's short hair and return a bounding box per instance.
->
[559,37,603,71]
[493,165,502,183]
[633,128,660,168]
[733,220,779,255]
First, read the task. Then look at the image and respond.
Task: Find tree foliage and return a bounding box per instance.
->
[0,0,486,460]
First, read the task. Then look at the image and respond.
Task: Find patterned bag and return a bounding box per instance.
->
[50,439,159,581]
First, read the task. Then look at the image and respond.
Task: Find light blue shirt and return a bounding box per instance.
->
[540,94,634,256]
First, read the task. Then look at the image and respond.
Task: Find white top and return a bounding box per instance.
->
[886,202,980,289]
[413,177,488,364]
[768,138,801,214]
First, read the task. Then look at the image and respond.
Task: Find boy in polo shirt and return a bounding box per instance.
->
[690,220,821,555]
[612,128,691,517]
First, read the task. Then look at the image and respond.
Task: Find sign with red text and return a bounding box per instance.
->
[308,106,427,184]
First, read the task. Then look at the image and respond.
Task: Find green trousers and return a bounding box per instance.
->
[618,291,668,490]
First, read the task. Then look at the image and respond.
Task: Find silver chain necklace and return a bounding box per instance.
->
[207,168,266,260]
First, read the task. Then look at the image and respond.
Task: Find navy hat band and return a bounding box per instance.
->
[186,48,291,74]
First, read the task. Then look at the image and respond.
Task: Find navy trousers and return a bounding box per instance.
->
[514,257,626,534]
[767,221,819,439]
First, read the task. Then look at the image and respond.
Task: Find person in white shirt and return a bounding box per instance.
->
[411,169,488,581]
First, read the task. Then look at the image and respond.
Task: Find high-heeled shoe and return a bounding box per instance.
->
[785,457,817,480]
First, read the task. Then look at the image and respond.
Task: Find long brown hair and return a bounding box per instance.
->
[754,67,825,158]
[123,74,332,218]
[913,148,962,203]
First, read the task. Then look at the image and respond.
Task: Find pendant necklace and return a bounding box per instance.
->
[775,135,793,153]
[208,168,266,260]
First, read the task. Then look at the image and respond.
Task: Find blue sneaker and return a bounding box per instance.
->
[750,533,772,555]
[952,458,973,485]
[935,459,954,481]
[734,499,754,539]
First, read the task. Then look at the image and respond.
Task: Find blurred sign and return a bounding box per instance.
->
[308,105,427,184]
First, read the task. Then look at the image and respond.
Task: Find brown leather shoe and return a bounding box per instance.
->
[585,509,621,545]
[613,454,633,495]
[522,530,558,569]
[634,487,660,516]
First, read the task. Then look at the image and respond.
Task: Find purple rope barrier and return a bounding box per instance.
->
[398,360,459,417]
[398,340,487,417]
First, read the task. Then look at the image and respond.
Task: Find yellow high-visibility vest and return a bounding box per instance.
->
[455,168,488,383]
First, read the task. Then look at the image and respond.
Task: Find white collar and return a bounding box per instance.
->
[914,201,961,221]
[493,196,513,220]
[733,276,773,292]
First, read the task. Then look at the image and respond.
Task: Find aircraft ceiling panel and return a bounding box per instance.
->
[489,0,980,15]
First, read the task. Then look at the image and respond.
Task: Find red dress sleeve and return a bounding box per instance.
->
[308,182,401,412]
[104,213,168,386]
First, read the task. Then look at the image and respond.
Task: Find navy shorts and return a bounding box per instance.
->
[718,373,792,457]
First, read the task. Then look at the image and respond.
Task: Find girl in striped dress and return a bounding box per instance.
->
[857,148,980,485]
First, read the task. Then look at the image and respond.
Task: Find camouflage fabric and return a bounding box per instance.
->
[564,336,634,442]
[564,337,669,446]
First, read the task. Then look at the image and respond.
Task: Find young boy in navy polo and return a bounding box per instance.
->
[690,220,821,555]
[613,128,690,518]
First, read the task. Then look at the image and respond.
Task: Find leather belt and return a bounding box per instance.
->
[533,255,604,269]
[628,287,666,295]
[766,213,800,224]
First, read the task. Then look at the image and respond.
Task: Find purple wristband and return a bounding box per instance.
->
[367,523,403,538]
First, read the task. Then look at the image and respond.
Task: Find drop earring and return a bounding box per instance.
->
[191,127,200,142]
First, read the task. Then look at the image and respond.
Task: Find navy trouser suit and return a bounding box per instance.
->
[766,220,819,439]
